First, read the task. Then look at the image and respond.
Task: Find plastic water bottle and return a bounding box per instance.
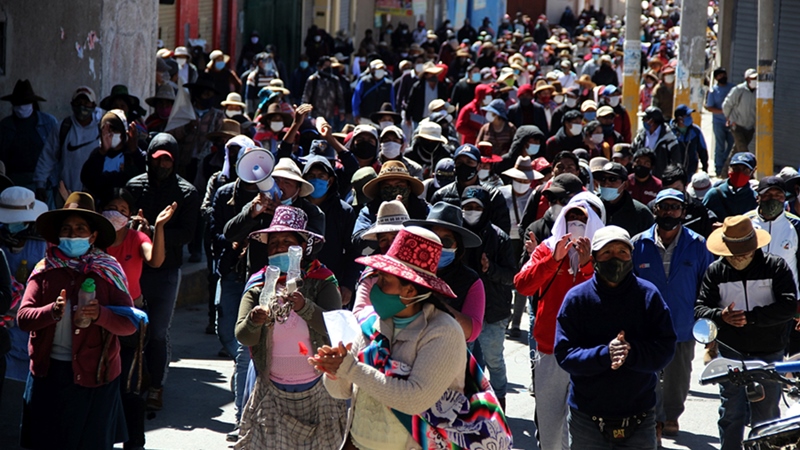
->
[259,265,281,308]
[73,278,96,328]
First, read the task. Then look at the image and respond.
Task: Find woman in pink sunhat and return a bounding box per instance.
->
[312,226,512,450]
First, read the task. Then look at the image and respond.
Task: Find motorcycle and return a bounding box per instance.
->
[694,318,800,449]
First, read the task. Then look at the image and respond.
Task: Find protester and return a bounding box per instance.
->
[705,67,735,176]
[722,68,757,159]
[18,192,137,449]
[555,225,676,449]
[695,215,796,450]
[702,152,758,221]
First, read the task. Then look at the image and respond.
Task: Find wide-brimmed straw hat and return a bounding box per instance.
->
[370,102,402,125]
[248,205,324,246]
[0,187,47,224]
[267,78,290,95]
[206,119,241,139]
[206,50,231,69]
[405,202,481,248]
[576,74,596,89]
[356,226,456,298]
[261,103,292,126]
[707,215,771,257]
[36,192,116,249]
[361,200,410,241]
[502,156,543,181]
[362,161,424,200]
[220,92,247,108]
[270,158,315,197]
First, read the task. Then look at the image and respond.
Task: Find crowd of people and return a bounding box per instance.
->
[0,1,787,450]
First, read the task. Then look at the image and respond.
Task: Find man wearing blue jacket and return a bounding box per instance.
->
[555,225,676,449]
[632,189,714,442]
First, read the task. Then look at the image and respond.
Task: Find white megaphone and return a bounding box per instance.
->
[236,148,282,199]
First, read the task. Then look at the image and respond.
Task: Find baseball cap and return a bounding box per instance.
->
[380,125,405,141]
[655,188,685,204]
[591,225,633,252]
[597,106,615,117]
[72,86,97,104]
[544,173,583,197]
[745,68,758,79]
[674,104,695,117]
[454,144,481,163]
[151,150,174,160]
[597,162,628,179]
[757,176,786,195]
[353,124,379,140]
[730,152,756,170]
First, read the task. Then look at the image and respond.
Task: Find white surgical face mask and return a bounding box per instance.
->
[380,141,402,159]
[607,96,621,107]
[747,80,757,90]
[373,69,385,80]
[512,180,530,194]
[553,95,565,104]
[379,121,394,130]
[526,143,540,156]
[567,220,586,238]
[569,123,583,135]
[13,104,33,119]
[485,111,496,122]
[102,210,129,231]
[565,97,577,108]
[591,133,605,144]
[270,121,284,132]
[478,169,491,180]
[225,109,239,118]
[110,133,122,148]
[482,96,493,106]
[645,81,655,88]
[251,36,259,44]
[664,75,675,84]
[415,63,424,74]
[463,210,482,225]
[176,57,188,68]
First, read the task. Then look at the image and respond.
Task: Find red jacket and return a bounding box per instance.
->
[456,84,493,145]
[514,242,593,354]
[17,267,135,387]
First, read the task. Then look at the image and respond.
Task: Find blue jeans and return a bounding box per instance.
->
[142,268,181,389]
[568,407,657,450]
[718,349,783,450]
[476,317,509,398]
[214,273,250,421]
[713,121,734,175]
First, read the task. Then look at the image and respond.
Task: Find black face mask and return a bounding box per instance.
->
[633,165,651,179]
[419,139,440,155]
[655,215,682,231]
[718,77,728,85]
[594,258,633,284]
[352,141,377,160]
[151,165,173,182]
[455,164,477,183]
[759,199,785,219]
[196,97,214,110]
[72,104,93,122]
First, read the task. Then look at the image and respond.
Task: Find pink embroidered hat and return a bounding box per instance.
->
[248,205,324,248]
[356,226,456,298]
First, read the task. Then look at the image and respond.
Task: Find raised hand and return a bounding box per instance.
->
[156,202,178,227]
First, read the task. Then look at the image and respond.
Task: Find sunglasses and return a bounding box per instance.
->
[657,203,684,211]
[440,237,456,249]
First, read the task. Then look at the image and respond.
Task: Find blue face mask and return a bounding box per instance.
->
[602,123,615,134]
[599,186,621,202]
[683,116,693,127]
[438,248,456,268]
[214,61,226,71]
[584,112,597,121]
[308,178,330,199]
[268,252,291,273]
[6,222,28,234]
[281,197,294,206]
[526,144,540,156]
[370,284,408,319]
[299,61,309,69]
[59,237,92,258]
[471,72,482,83]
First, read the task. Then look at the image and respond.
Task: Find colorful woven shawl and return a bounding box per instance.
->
[244,259,338,292]
[357,308,513,450]
[30,246,130,295]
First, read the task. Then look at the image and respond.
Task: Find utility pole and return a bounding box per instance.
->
[622,0,641,135]
[673,0,706,126]
[755,0,775,177]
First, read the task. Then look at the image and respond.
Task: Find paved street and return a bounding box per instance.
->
[2,303,727,450]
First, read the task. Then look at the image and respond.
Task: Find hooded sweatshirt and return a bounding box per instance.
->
[125,133,201,270]
[455,84,492,145]
[495,125,545,175]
